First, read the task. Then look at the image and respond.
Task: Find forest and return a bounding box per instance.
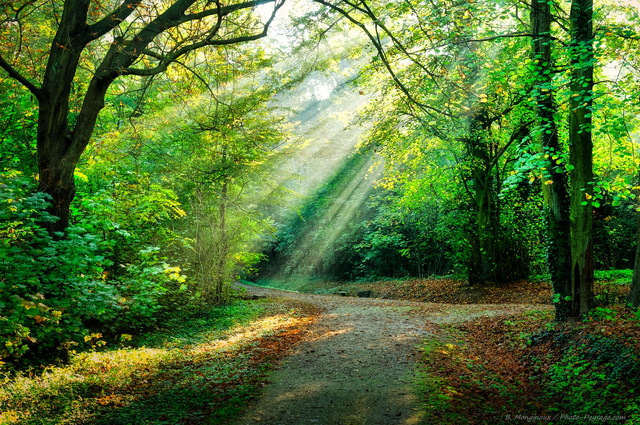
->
[1,0,640,423]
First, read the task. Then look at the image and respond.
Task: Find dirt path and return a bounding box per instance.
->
[231,284,541,425]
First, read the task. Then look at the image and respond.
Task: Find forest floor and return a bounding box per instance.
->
[231,279,637,425]
[322,278,554,304]
[3,279,636,424]
[230,282,549,425]
[252,275,630,305]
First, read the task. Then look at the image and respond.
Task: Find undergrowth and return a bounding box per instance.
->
[419,307,640,425]
[0,299,319,425]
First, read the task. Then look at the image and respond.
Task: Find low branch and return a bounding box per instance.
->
[0,53,41,99]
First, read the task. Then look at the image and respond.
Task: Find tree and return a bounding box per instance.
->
[0,0,284,234]
[530,0,572,319]
[313,0,543,283]
[567,0,595,315]
[311,0,603,315]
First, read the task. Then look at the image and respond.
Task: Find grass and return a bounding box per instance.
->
[0,299,320,425]
[594,269,633,285]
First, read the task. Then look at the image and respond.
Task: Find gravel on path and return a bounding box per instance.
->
[231,284,541,425]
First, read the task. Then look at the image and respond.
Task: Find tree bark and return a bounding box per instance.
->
[630,206,640,307]
[568,0,595,315]
[530,0,573,319]
[35,0,93,233]
[466,108,499,285]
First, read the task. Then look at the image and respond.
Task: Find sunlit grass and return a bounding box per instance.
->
[0,300,318,425]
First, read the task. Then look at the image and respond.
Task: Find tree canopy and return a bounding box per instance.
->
[2,0,640,367]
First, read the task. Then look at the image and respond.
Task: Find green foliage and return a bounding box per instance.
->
[544,335,640,418]
[1,171,101,365]
[525,308,640,422]
[593,201,637,270]
[594,269,633,284]
[0,90,38,175]
[0,171,192,367]
[71,178,192,329]
[352,188,457,280]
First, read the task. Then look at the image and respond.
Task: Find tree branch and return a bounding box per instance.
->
[86,0,143,42]
[124,0,284,76]
[180,0,278,24]
[313,0,451,118]
[0,53,41,99]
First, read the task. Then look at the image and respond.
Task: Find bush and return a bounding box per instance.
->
[531,311,640,422]
[0,171,190,368]
[0,172,93,365]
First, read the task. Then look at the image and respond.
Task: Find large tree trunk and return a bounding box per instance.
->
[36,0,117,233]
[531,0,573,319]
[38,75,113,233]
[37,137,78,235]
[568,0,595,315]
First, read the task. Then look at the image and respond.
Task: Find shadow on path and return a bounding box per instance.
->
[231,284,541,425]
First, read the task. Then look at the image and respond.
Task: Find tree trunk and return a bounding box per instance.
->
[630,206,640,307]
[467,108,499,284]
[214,176,230,304]
[36,0,118,233]
[35,0,89,233]
[530,0,573,319]
[568,0,595,315]
[37,142,78,235]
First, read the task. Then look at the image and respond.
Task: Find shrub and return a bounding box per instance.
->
[0,171,190,368]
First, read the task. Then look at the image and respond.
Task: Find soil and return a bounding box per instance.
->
[346,278,553,305]
[230,283,549,425]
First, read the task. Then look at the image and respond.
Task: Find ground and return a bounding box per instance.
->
[329,278,554,304]
[230,282,549,425]
[4,279,634,424]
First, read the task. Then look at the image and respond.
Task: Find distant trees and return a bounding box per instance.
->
[308,0,639,319]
